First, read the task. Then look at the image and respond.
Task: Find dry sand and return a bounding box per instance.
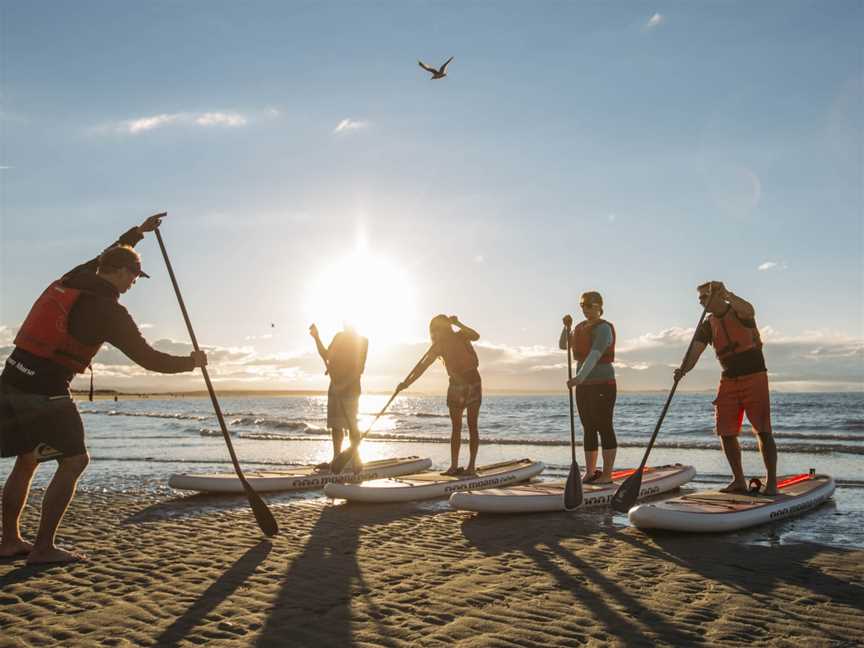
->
[1,489,862,647]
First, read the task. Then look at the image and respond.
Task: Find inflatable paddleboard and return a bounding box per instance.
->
[324,458,545,503]
[629,472,835,533]
[168,456,432,493]
[449,464,696,513]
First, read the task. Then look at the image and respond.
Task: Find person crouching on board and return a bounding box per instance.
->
[0,213,207,564]
[309,323,368,472]
[560,291,618,484]
[674,281,778,495]
[398,315,482,477]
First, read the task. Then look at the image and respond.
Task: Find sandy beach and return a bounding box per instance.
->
[1,488,862,647]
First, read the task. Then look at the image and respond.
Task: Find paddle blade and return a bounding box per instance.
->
[611,470,644,513]
[563,460,583,510]
[242,480,279,537]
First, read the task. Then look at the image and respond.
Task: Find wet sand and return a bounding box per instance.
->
[1,489,862,647]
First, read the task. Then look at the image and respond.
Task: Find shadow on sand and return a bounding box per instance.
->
[254,501,434,648]
[154,540,274,647]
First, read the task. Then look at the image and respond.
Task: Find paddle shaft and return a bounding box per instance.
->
[154,228,277,535]
[565,325,577,466]
[635,304,710,472]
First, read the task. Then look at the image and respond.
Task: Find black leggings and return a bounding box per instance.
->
[575,382,617,452]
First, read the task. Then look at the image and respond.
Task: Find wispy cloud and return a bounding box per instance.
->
[97,111,248,135]
[333,118,369,134]
[0,166,12,170]
[644,13,665,30]
[758,261,787,271]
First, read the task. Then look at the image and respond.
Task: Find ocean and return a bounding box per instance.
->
[7,391,864,548]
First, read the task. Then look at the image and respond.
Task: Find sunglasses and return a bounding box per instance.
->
[580,302,599,308]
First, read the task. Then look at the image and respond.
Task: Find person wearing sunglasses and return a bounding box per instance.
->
[673,281,777,495]
[1,213,207,564]
[560,291,617,484]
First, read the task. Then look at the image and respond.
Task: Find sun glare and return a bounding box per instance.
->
[304,249,418,345]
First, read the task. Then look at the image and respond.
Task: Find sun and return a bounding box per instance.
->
[304,248,418,345]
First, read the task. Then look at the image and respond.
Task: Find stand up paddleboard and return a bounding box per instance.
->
[323,458,544,503]
[449,464,696,514]
[629,472,835,533]
[168,456,432,493]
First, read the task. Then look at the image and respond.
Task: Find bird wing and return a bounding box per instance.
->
[418,60,437,73]
[440,56,454,73]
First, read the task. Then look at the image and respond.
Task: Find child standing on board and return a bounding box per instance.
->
[398,315,482,476]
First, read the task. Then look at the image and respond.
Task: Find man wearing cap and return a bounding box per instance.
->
[674,281,778,495]
[0,213,207,564]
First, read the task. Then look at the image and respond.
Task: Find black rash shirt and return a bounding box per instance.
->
[2,227,195,395]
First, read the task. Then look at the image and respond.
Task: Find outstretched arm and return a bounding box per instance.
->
[63,212,166,278]
[398,350,438,391]
[674,341,707,381]
[308,324,330,370]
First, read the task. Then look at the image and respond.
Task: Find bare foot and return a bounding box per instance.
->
[594,474,614,485]
[0,539,33,558]
[26,546,87,565]
[762,483,779,496]
[719,480,748,494]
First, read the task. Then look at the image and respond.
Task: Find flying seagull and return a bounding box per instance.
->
[418,56,454,80]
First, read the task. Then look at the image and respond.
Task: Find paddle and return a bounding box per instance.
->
[563,321,583,510]
[330,347,434,474]
[610,302,711,514]
[154,227,278,537]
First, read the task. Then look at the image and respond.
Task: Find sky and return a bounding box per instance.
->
[0,1,862,393]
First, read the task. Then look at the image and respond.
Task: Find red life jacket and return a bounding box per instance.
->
[570,319,616,364]
[13,280,102,373]
[708,306,762,361]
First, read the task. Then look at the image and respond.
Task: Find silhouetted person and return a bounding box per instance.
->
[310,323,368,471]
[398,315,481,476]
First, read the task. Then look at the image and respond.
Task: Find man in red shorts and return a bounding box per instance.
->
[674,281,778,495]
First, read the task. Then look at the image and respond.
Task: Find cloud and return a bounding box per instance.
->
[97,111,249,135]
[1,323,860,393]
[758,261,787,271]
[644,13,665,30]
[0,166,12,170]
[333,118,369,134]
[194,112,247,127]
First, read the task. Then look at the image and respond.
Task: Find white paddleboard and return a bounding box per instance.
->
[449,464,696,514]
[323,458,545,503]
[168,456,432,493]
[629,473,835,533]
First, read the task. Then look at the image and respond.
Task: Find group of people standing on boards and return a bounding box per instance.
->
[310,282,778,497]
[0,213,779,565]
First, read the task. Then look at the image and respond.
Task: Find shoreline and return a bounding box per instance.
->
[1,488,862,646]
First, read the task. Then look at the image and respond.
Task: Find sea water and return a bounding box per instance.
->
[5,391,863,548]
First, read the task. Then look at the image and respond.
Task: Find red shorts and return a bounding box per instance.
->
[712,371,772,437]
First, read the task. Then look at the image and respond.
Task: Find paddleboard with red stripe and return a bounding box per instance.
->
[628,472,835,533]
[449,464,696,514]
